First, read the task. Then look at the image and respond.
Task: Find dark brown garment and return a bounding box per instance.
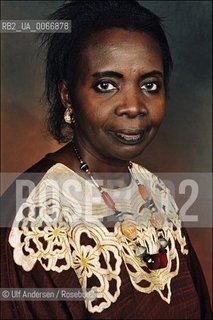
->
[0,157,211,319]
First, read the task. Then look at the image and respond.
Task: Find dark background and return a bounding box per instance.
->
[1,1,212,303]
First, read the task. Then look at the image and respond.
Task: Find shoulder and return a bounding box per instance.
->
[1,156,58,201]
[0,156,58,226]
[132,162,169,191]
[2,142,75,199]
[24,156,58,173]
[132,162,179,214]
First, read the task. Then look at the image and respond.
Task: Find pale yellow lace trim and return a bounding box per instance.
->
[9,163,188,313]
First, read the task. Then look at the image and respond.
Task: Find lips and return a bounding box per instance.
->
[110,129,147,145]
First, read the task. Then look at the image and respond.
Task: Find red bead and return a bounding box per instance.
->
[144,252,168,270]
[159,252,168,268]
[101,191,116,210]
[145,253,160,270]
[138,184,149,200]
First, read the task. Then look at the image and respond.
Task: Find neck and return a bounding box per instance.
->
[71,139,131,188]
[72,139,130,173]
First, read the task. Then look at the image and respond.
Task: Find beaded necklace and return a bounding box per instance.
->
[72,142,169,270]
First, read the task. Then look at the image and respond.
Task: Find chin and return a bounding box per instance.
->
[111,143,151,162]
[107,128,157,161]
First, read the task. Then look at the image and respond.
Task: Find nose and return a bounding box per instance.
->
[115,89,148,118]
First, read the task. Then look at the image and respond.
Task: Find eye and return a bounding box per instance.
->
[94,81,118,93]
[141,82,159,93]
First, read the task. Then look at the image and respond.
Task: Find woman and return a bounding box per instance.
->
[1,1,211,319]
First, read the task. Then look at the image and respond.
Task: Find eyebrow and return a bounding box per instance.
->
[92,71,123,79]
[141,71,163,80]
[92,70,163,80]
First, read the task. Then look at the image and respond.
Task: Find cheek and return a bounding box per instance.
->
[150,98,165,125]
[74,96,108,128]
[73,89,96,118]
[74,102,105,130]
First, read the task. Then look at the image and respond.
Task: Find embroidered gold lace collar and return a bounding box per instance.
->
[9,163,188,313]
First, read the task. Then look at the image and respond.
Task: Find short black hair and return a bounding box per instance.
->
[41,0,173,143]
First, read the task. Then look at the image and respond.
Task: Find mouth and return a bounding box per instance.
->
[110,129,147,145]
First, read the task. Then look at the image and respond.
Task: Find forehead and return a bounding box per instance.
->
[79,28,163,76]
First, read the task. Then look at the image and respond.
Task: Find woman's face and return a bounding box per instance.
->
[70,28,165,162]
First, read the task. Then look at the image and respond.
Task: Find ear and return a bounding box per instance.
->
[58,81,72,109]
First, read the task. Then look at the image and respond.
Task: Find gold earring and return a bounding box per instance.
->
[64,107,75,124]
